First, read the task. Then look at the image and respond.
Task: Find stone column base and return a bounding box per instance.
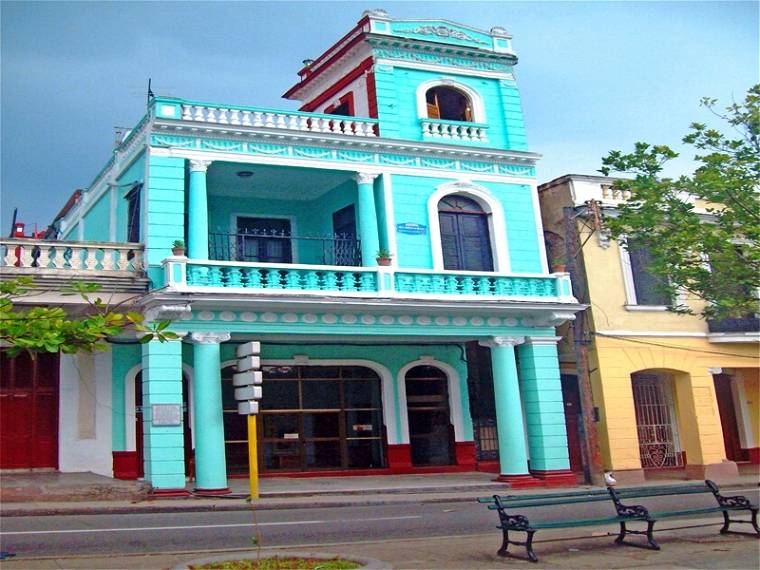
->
[194,487,232,495]
[531,469,578,487]
[455,442,477,468]
[607,468,646,484]
[685,460,739,481]
[150,488,191,498]
[496,473,544,488]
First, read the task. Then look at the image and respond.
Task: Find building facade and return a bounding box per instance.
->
[2,11,583,493]
[539,174,760,483]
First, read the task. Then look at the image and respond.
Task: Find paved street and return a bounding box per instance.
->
[2,491,758,568]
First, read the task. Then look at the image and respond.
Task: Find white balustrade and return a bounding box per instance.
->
[420,120,488,142]
[0,239,144,274]
[178,104,378,137]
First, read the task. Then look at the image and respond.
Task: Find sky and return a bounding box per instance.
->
[1,0,758,235]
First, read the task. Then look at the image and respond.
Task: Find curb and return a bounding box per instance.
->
[171,550,392,570]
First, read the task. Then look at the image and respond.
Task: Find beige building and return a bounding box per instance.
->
[539,174,759,483]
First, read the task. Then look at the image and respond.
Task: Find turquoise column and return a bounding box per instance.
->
[518,338,571,473]
[481,337,530,477]
[190,331,230,492]
[141,337,187,492]
[188,159,211,259]
[354,172,380,266]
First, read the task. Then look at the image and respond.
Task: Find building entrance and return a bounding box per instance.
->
[405,365,455,466]
[222,364,386,473]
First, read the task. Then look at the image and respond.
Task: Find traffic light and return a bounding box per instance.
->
[234,341,262,415]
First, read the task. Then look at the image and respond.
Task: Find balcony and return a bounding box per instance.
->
[0,238,148,297]
[153,97,380,138]
[164,257,572,304]
[420,118,488,143]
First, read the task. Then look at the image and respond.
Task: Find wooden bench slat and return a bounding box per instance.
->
[486,494,611,509]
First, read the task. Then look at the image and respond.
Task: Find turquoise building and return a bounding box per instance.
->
[51,10,581,494]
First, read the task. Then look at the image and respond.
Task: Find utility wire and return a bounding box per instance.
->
[594,332,759,359]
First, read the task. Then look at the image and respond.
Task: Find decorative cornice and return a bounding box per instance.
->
[394,25,488,45]
[534,311,577,327]
[190,331,231,345]
[371,44,512,73]
[189,159,212,172]
[354,172,380,185]
[143,303,192,323]
[524,336,563,346]
[480,336,525,348]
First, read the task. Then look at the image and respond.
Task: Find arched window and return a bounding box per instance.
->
[426,86,473,121]
[438,195,494,271]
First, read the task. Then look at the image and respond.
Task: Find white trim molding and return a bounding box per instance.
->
[427,180,510,272]
[190,331,231,344]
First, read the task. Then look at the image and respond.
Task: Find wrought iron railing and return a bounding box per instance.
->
[472,417,499,461]
[208,231,361,267]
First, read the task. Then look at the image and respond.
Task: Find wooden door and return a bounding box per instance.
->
[713,374,748,462]
[0,351,59,469]
[405,365,454,466]
[560,375,584,473]
[439,212,493,271]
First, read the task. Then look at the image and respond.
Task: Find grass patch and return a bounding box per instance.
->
[191,557,362,570]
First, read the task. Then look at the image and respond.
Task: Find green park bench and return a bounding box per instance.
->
[478,480,758,563]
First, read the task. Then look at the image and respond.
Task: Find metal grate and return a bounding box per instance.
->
[472,417,499,461]
[632,374,683,469]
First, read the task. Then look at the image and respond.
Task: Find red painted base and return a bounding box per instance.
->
[149,488,191,498]
[495,473,544,488]
[387,444,412,469]
[476,460,500,473]
[530,469,579,487]
[455,442,477,468]
[747,447,760,464]
[112,451,139,480]
[193,487,231,495]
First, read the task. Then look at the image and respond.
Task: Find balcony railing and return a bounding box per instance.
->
[173,101,379,137]
[1,238,144,274]
[420,119,488,142]
[165,258,572,302]
[209,231,361,267]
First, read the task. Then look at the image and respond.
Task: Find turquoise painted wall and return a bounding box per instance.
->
[62,222,79,241]
[145,155,185,285]
[374,66,528,151]
[390,174,543,273]
[111,343,142,451]
[115,153,146,242]
[82,192,111,241]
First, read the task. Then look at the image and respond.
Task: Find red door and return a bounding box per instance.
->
[713,374,748,462]
[0,351,59,468]
[560,375,584,473]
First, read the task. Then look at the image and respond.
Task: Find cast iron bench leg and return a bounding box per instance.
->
[646,520,660,550]
[525,530,538,563]
[719,508,760,536]
[498,528,509,556]
[615,521,627,544]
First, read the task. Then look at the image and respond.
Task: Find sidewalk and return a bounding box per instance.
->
[1,468,758,517]
[2,518,758,569]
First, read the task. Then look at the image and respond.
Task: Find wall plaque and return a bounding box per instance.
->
[151,404,182,427]
[396,222,427,235]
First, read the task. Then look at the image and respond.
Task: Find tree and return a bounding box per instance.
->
[0,277,177,357]
[600,84,760,319]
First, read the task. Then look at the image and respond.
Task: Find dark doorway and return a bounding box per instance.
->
[0,351,59,469]
[438,195,493,271]
[425,86,473,121]
[236,217,292,263]
[560,375,584,473]
[713,374,748,462]
[332,205,360,266]
[405,365,455,466]
[135,371,193,478]
[222,365,386,473]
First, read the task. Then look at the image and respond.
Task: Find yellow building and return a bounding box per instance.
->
[539,174,759,483]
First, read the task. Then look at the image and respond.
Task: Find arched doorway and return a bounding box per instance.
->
[221,364,386,473]
[405,365,455,466]
[425,86,473,121]
[135,371,193,478]
[438,195,494,271]
[631,372,683,469]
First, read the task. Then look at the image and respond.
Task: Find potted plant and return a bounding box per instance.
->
[551,254,567,273]
[171,239,186,256]
[375,248,393,266]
